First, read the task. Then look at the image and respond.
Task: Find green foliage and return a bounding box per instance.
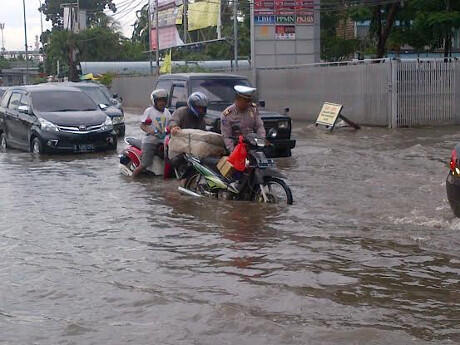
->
[98,73,114,87]
[40,0,116,28]
[0,58,10,69]
[44,27,147,75]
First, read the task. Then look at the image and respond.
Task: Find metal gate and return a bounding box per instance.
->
[391,60,457,128]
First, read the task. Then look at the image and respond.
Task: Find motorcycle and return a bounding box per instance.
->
[178,133,293,204]
[119,137,170,177]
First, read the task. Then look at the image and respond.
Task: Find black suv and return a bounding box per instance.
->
[154,73,296,157]
[0,85,117,154]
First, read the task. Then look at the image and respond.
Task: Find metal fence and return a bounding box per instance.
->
[392,60,457,127]
[256,59,460,127]
[111,59,460,127]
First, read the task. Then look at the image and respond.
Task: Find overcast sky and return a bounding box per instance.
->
[0,0,143,51]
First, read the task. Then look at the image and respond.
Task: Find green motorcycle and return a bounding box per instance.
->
[178,134,293,205]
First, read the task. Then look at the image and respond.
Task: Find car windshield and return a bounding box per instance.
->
[78,86,110,106]
[190,78,251,104]
[31,90,98,112]
[0,89,5,98]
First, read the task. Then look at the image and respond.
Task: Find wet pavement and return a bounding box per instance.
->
[0,112,459,344]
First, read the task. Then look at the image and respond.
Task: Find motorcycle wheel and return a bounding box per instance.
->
[255,177,293,205]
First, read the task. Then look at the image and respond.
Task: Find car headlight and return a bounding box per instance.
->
[111,116,124,125]
[39,118,59,132]
[101,116,113,131]
[278,120,290,129]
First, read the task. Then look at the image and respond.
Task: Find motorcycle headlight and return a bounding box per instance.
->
[101,116,113,131]
[39,118,59,132]
[278,120,290,129]
[111,116,124,125]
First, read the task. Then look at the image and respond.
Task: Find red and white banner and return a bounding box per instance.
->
[150,26,184,51]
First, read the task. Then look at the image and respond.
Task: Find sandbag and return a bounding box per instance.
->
[169,129,226,159]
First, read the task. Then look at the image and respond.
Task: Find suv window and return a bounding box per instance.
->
[190,78,251,104]
[156,79,173,95]
[1,90,11,108]
[8,92,22,110]
[170,83,187,108]
[20,94,30,107]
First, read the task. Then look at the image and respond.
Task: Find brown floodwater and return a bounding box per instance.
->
[0,113,459,344]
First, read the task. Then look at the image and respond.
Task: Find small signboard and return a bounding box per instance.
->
[255,15,276,25]
[275,25,296,39]
[316,102,343,130]
[276,15,296,24]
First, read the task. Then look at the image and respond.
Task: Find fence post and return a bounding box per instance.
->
[390,60,398,128]
[387,60,396,128]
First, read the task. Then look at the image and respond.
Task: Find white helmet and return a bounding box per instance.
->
[150,89,168,105]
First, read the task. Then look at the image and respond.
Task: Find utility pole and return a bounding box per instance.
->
[183,0,188,43]
[250,0,255,86]
[38,1,44,39]
[233,0,238,71]
[0,23,5,56]
[22,0,29,84]
[155,0,160,76]
[148,0,153,75]
[217,0,221,40]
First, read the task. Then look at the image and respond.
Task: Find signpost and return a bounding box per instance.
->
[315,102,361,131]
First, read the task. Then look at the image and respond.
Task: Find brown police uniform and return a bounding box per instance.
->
[220,103,266,152]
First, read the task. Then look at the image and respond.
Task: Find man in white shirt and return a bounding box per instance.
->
[132,89,172,178]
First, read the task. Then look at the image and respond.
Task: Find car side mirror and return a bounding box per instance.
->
[112,93,119,99]
[18,105,31,114]
[259,100,266,108]
[283,107,290,115]
[175,101,187,109]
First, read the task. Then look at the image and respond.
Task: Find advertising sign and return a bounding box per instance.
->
[255,15,276,25]
[254,0,275,15]
[274,0,296,15]
[276,15,295,24]
[275,25,295,40]
[296,14,314,25]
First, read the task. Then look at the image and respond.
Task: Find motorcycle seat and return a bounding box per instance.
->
[201,157,220,169]
[125,137,142,150]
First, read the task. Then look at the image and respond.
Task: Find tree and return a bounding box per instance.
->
[411,0,460,57]
[39,0,117,28]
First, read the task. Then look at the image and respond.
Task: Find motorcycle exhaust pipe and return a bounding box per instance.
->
[178,187,202,198]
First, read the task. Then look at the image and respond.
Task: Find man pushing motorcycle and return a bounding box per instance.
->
[132,89,171,178]
[220,85,266,153]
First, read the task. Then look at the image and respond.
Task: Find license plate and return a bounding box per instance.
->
[75,144,95,152]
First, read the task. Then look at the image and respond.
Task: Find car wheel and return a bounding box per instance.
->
[0,133,7,152]
[31,137,43,154]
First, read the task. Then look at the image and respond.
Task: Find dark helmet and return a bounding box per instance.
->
[187,92,208,117]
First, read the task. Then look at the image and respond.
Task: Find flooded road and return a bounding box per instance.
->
[0,113,459,344]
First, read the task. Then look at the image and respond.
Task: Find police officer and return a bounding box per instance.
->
[220,85,266,153]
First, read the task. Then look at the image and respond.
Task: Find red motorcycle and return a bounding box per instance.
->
[119,137,173,177]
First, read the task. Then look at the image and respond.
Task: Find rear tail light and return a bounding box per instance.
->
[450,149,458,173]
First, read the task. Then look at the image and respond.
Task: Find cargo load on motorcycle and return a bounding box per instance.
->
[168,129,226,159]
